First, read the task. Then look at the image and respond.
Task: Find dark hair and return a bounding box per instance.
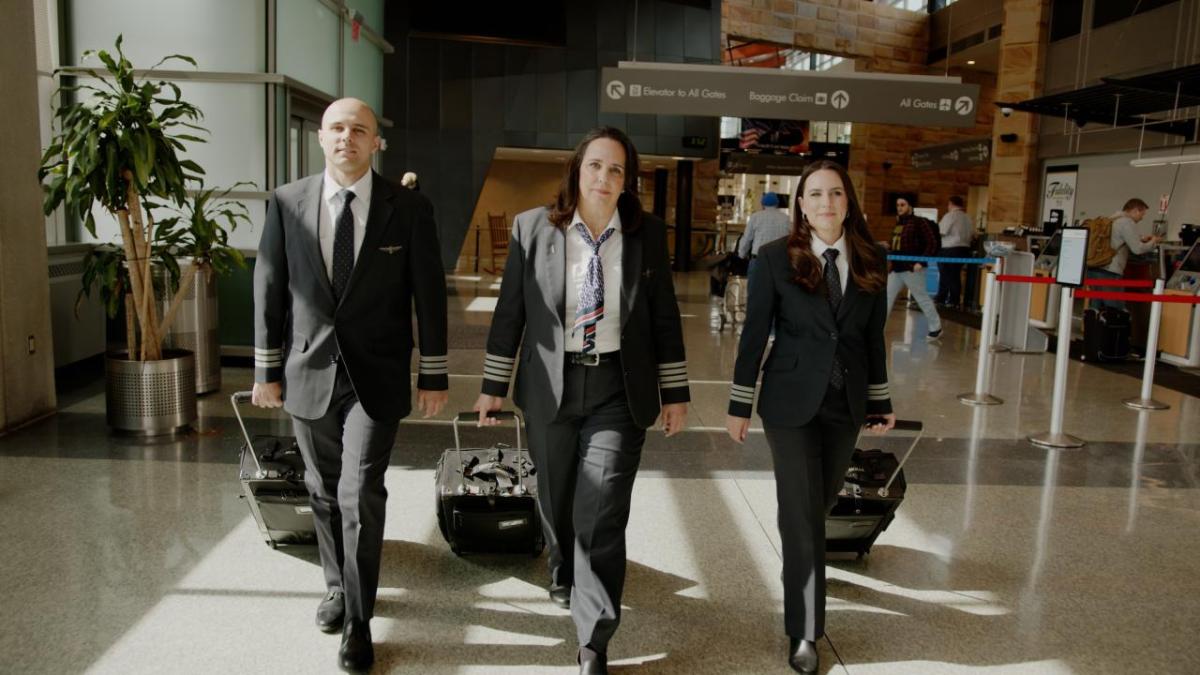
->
[787,160,887,294]
[896,195,915,207]
[548,126,642,232]
[949,195,965,208]
[1123,198,1149,212]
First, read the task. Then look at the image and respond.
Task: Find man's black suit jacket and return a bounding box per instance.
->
[254,171,448,422]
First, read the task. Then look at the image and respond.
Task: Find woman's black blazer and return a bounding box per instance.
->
[728,238,893,427]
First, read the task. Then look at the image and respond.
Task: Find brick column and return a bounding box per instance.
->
[987,0,1051,233]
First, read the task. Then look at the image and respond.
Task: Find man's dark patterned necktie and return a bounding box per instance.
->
[572,221,617,354]
[332,190,355,300]
[824,248,845,391]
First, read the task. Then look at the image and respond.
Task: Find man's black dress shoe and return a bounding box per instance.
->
[316,591,345,633]
[549,585,571,609]
[339,619,374,672]
[788,637,819,674]
[578,646,607,674]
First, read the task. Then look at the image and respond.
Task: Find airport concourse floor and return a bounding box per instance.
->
[2,270,1199,675]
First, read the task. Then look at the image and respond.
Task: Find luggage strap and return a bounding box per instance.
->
[451,412,529,494]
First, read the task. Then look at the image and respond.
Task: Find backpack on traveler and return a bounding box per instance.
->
[1082,216,1117,269]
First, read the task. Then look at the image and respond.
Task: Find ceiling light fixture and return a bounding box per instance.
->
[1130,153,1200,168]
[967,60,975,65]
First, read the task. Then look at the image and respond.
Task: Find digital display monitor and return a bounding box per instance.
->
[1055,227,1090,287]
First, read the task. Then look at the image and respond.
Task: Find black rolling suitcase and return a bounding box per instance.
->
[827,419,922,558]
[1082,307,1131,362]
[231,392,316,548]
[435,412,544,556]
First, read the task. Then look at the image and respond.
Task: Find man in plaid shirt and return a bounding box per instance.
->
[885,196,942,340]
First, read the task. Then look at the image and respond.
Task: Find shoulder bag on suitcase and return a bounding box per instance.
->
[435,411,544,557]
[827,419,922,558]
[230,391,316,549]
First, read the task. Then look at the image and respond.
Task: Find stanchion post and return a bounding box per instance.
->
[989,255,1011,353]
[959,271,1004,406]
[1030,285,1085,448]
[1124,278,1169,410]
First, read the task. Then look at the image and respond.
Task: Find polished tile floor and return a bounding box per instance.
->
[2,271,1199,674]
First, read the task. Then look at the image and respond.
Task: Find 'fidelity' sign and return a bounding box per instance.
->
[600,63,980,128]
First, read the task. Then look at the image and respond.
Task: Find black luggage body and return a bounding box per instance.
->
[436,412,544,557]
[1082,307,1131,362]
[231,392,316,548]
[826,419,922,557]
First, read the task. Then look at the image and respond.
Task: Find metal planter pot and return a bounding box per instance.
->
[161,261,221,394]
[105,349,197,435]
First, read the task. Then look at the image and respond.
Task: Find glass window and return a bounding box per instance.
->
[1093,0,1177,29]
[720,117,741,139]
[278,0,340,97]
[875,0,930,11]
[68,0,265,72]
[1049,0,1084,41]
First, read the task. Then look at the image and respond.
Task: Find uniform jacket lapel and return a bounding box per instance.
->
[340,170,393,303]
[837,275,861,324]
[620,224,642,331]
[543,218,566,328]
[298,175,335,304]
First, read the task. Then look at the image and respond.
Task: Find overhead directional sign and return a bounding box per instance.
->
[600,62,981,128]
[910,137,991,170]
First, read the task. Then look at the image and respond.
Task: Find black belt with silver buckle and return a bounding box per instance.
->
[566,351,619,366]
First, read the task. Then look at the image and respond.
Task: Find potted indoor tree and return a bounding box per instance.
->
[153,183,251,394]
[40,36,207,434]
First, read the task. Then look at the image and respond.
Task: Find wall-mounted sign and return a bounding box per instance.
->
[910,137,991,170]
[1041,165,1078,228]
[601,62,981,128]
[723,152,813,175]
[682,136,708,149]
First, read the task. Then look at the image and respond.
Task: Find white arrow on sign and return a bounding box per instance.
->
[955,96,974,116]
[830,90,850,109]
[607,81,626,100]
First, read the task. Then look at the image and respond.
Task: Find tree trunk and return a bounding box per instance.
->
[123,174,163,360]
[159,261,200,339]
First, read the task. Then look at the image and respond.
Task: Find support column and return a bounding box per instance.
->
[673,160,694,272]
[0,0,57,432]
[986,0,1051,233]
[653,168,669,220]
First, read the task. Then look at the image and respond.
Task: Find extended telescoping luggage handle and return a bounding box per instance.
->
[451,411,527,492]
[230,391,265,477]
[872,418,922,499]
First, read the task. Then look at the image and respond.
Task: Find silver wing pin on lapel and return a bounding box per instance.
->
[379,245,403,254]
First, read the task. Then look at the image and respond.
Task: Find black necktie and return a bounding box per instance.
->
[823,248,845,391]
[332,190,355,300]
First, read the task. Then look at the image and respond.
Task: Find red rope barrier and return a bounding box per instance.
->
[995,274,1055,284]
[1082,278,1154,288]
[1076,290,1200,304]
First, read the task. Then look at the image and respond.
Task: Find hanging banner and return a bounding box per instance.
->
[600,63,981,128]
[1041,165,1078,229]
[910,137,991,170]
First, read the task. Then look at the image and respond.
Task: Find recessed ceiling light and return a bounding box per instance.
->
[967,60,976,65]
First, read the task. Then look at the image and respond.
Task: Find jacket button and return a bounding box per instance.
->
[830,331,838,340]
[330,353,340,364]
